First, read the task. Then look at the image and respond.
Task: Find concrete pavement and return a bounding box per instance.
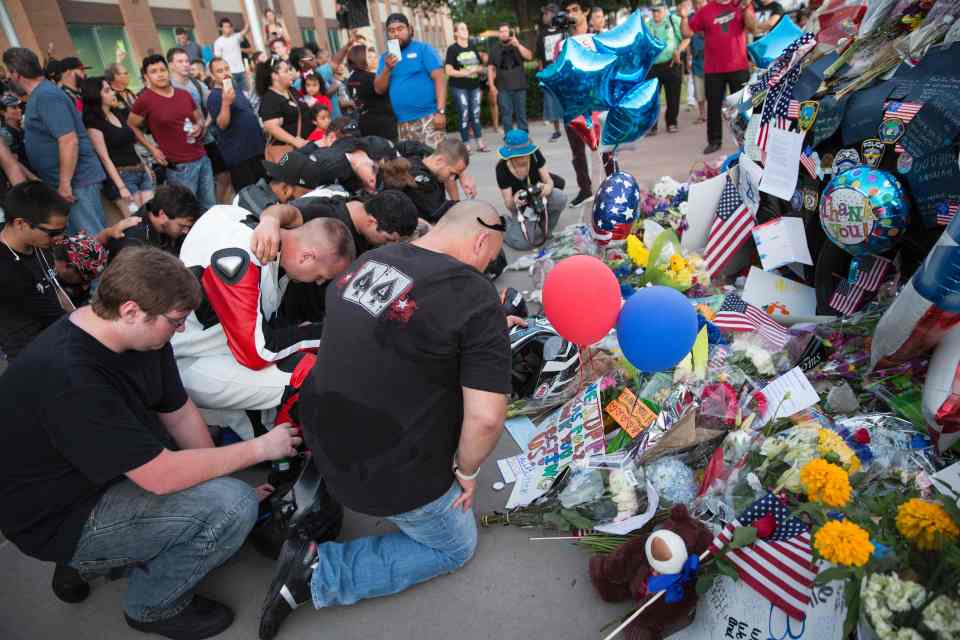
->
[0,106,736,640]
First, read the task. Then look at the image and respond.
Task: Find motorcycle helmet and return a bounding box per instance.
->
[510,317,580,402]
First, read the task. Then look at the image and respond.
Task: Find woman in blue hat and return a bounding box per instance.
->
[496,128,566,249]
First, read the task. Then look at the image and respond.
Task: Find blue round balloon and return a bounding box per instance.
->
[592,171,641,242]
[602,78,660,147]
[818,166,909,258]
[538,37,616,123]
[593,10,665,77]
[747,15,804,68]
[616,286,699,373]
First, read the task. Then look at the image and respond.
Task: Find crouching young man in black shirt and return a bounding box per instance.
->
[0,247,301,640]
[259,201,523,639]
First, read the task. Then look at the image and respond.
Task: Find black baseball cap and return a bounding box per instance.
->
[59,57,92,71]
[263,152,326,189]
[385,13,410,28]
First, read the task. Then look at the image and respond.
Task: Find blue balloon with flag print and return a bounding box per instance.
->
[592,171,641,243]
[818,166,909,258]
[538,37,616,123]
[617,285,699,373]
[747,15,804,68]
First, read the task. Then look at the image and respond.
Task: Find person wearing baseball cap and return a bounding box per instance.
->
[374,13,448,147]
[57,57,90,112]
[233,151,343,216]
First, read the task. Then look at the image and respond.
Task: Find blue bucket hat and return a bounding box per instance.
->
[498,129,539,160]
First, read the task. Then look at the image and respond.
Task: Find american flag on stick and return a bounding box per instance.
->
[708,492,817,621]
[714,292,791,349]
[883,101,922,153]
[829,255,893,316]
[799,146,818,179]
[704,174,754,277]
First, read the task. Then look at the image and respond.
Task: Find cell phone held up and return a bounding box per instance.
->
[223,77,233,92]
[387,38,402,60]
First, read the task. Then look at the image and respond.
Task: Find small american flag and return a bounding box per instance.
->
[884,101,922,153]
[714,292,791,348]
[705,174,754,276]
[799,146,818,179]
[936,200,959,227]
[757,119,790,152]
[787,100,800,119]
[829,255,893,316]
[708,492,816,621]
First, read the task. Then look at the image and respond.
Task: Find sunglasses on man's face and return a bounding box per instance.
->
[27,222,65,238]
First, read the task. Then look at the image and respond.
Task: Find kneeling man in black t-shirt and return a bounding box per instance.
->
[259,201,523,638]
[0,248,301,639]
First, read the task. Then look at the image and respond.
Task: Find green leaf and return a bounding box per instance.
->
[715,557,740,582]
[814,565,853,585]
[696,573,716,596]
[542,512,572,532]
[729,526,758,549]
[842,575,862,638]
[560,509,595,531]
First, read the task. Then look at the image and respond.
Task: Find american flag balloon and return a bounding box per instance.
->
[592,171,640,244]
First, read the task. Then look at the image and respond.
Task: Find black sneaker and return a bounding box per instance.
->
[125,595,234,640]
[550,131,562,141]
[570,190,594,208]
[52,563,90,603]
[259,538,317,640]
[703,142,722,154]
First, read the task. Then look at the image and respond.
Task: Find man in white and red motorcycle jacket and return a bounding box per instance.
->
[172,203,355,439]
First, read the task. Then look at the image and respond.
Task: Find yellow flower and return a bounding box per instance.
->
[814,520,873,567]
[896,498,960,551]
[818,429,861,474]
[668,254,689,272]
[626,235,649,268]
[800,459,851,507]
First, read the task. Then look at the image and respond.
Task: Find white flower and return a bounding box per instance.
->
[653,177,681,198]
[922,594,960,639]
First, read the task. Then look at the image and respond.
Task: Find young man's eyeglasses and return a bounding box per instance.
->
[26,222,65,238]
[161,313,189,329]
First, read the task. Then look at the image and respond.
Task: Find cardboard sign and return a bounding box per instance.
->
[742,266,817,318]
[605,388,657,437]
[671,575,845,640]
[505,381,606,508]
[889,42,960,106]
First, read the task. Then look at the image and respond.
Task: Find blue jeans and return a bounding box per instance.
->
[67,183,107,236]
[451,87,483,143]
[310,482,477,608]
[68,478,257,622]
[543,88,563,123]
[166,156,216,211]
[231,71,248,94]
[120,168,154,195]
[498,88,528,133]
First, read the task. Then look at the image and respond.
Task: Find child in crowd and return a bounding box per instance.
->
[307,104,332,143]
[302,73,332,112]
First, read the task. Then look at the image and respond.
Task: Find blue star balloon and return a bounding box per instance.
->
[748,15,804,68]
[592,171,641,243]
[593,10,665,77]
[602,78,660,147]
[600,66,647,111]
[538,38,617,123]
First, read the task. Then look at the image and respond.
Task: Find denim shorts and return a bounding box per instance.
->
[105,169,154,200]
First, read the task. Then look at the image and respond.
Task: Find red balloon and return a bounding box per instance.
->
[568,111,603,151]
[542,255,621,346]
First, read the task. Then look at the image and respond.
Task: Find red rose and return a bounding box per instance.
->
[853,428,871,445]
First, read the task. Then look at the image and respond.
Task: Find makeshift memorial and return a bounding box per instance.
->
[616,286,698,373]
[747,16,806,68]
[592,171,641,245]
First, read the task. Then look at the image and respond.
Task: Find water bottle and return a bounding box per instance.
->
[183,118,196,144]
[127,201,140,215]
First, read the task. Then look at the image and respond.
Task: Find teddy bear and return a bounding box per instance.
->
[588,504,714,640]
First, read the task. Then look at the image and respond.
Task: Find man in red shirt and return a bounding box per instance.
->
[680,0,756,155]
[128,54,216,210]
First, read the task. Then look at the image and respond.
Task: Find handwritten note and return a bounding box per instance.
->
[738,154,763,216]
[890,42,960,105]
[744,114,763,162]
[760,127,805,200]
[901,101,960,158]
[810,95,846,147]
[605,388,657,437]
[682,171,726,251]
[496,454,536,484]
[752,216,814,271]
[743,266,817,318]
[905,148,960,227]
[840,80,891,145]
[760,366,821,423]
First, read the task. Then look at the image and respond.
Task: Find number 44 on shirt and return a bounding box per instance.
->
[342,260,413,317]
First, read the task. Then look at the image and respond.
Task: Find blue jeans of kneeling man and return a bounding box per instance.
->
[166,156,217,211]
[310,482,477,607]
[68,477,258,622]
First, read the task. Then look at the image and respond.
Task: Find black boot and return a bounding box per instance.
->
[125,595,234,640]
[52,564,89,603]
[258,538,317,640]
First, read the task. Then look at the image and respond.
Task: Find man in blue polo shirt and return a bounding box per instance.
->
[374,13,447,147]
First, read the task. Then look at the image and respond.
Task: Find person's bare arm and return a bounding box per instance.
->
[513,39,534,62]
[501,186,517,212]
[126,424,299,495]
[678,5,694,38]
[743,2,759,33]
[487,65,498,99]
[239,21,251,38]
[374,59,395,95]
[445,176,460,202]
[94,216,142,246]
[56,132,79,201]
[262,117,307,148]
[88,128,130,201]
[158,398,215,450]
[216,88,234,129]
[250,203,304,262]
[431,68,447,128]
[452,386,507,510]
[128,111,167,165]
[0,139,26,186]
[538,166,554,198]
[445,63,471,79]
